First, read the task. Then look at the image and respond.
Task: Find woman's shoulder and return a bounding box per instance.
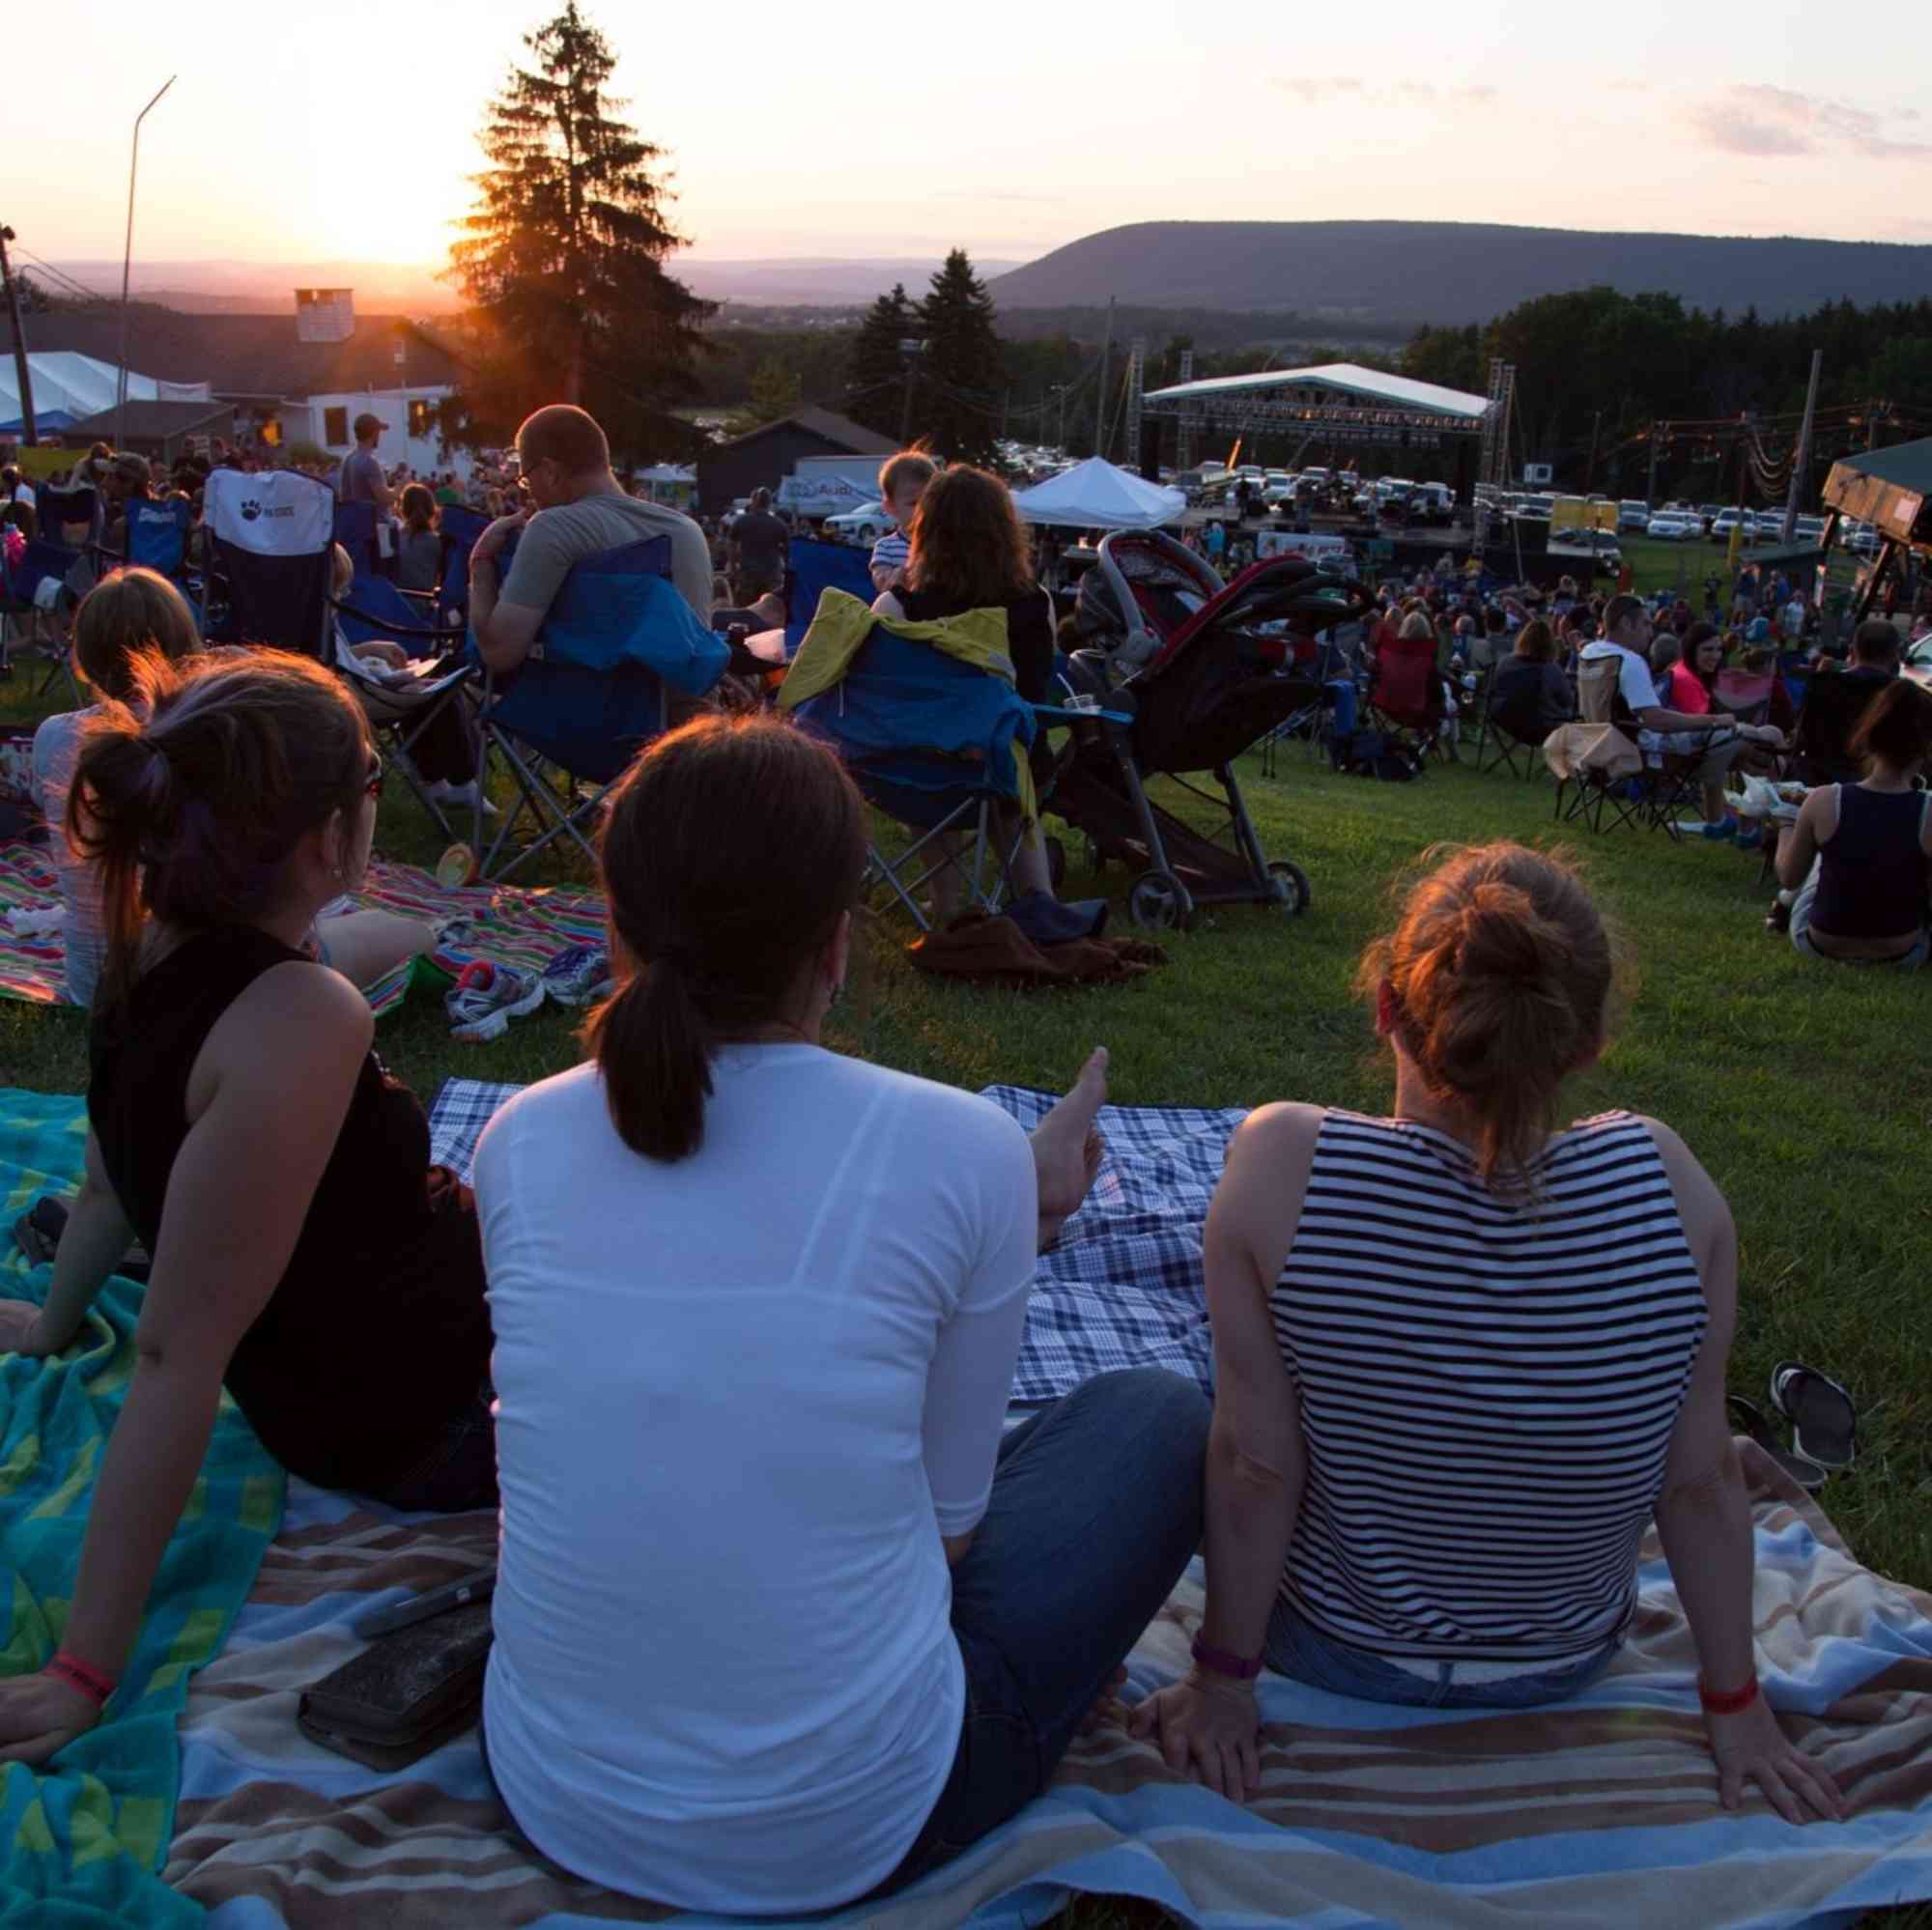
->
[31,705,92,774]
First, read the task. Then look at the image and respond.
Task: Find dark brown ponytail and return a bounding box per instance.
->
[1358,843,1619,1190]
[586,714,868,1161]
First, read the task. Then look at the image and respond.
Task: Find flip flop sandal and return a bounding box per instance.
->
[1769,1362,1858,1472]
[1727,1393,1828,1490]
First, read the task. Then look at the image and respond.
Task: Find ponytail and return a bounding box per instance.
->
[583,960,714,1162]
[589,715,867,1162]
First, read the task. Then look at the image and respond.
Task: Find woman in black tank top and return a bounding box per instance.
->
[0,651,494,1767]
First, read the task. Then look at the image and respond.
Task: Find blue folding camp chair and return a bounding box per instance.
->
[332,498,381,579]
[1,539,84,698]
[34,488,99,551]
[783,538,877,658]
[434,505,491,635]
[474,537,728,880]
[332,570,443,659]
[123,497,194,582]
[200,468,335,655]
[787,615,1115,931]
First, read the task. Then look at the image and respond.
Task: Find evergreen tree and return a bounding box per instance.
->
[445,2,713,459]
[731,357,804,434]
[917,250,1005,466]
[845,283,914,440]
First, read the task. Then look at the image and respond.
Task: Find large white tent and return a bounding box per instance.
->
[1009,457,1187,531]
[0,353,211,436]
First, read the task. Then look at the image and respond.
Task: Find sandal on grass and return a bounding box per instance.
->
[1769,1362,1858,1471]
[1726,1394,1828,1491]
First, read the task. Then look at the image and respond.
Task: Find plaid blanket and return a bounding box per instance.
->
[427,1079,1240,1401]
[0,846,607,1018]
[165,1449,1932,1926]
[0,1091,285,1926]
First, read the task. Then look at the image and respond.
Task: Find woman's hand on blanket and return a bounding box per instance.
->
[1078,1665,1130,1736]
[0,1298,63,1357]
[1705,1697,1848,1825]
[1128,1671,1262,1802]
[1032,1047,1109,1252]
[0,1669,101,1766]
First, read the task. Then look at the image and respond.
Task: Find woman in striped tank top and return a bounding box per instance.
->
[1131,843,1844,1826]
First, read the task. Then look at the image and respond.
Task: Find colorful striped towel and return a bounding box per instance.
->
[161,1425,1932,1926]
[0,843,608,1018]
[0,1090,286,1925]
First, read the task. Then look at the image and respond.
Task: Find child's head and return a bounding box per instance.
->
[330,543,355,597]
[399,482,438,533]
[878,448,936,530]
[72,568,203,700]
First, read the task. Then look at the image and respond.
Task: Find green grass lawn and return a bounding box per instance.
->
[4,669,1928,1929]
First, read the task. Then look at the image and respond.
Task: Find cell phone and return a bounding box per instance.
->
[350,1564,497,1641]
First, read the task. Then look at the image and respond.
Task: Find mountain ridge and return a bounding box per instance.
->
[989,220,1932,324]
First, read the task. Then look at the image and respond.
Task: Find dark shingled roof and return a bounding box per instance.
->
[18,303,464,400]
[61,399,236,440]
[713,406,898,456]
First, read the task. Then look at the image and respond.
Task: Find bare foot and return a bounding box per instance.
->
[1032,1047,1108,1251]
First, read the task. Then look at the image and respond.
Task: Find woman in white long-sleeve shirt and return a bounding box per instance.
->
[473,714,1209,1915]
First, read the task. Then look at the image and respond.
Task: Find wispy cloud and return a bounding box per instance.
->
[1689,85,1932,160]
[1273,76,1494,107]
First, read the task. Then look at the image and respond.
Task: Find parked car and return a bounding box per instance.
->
[823,499,893,543]
[1709,509,1746,543]
[1262,476,1298,504]
[1647,514,1695,541]
[1618,500,1651,532]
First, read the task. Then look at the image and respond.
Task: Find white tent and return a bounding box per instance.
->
[1009,457,1187,531]
[0,353,211,436]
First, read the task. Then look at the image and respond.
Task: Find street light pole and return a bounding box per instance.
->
[117,73,177,447]
[0,226,36,446]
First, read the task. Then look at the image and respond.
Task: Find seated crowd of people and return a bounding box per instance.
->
[1,404,1919,1914]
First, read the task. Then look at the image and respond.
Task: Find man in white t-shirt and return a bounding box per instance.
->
[1580,593,1781,839]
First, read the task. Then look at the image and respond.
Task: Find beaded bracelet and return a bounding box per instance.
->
[1697,1672,1760,1717]
[46,1650,117,1709]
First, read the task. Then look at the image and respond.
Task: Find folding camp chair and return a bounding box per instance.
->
[1362,629,1445,772]
[1475,662,1566,780]
[783,538,877,658]
[332,499,382,579]
[1713,667,1775,726]
[200,468,335,654]
[35,487,99,551]
[785,608,1101,932]
[474,537,728,880]
[1551,654,1710,840]
[1791,670,1889,785]
[123,497,194,585]
[434,505,491,635]
[330,571,481,843]
[1,539,84,700]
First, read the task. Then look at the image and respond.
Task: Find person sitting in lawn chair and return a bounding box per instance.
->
[1132,842,1846,1830]
[472,714,1208,1913]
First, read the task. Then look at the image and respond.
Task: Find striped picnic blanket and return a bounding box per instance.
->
[163,1460,1932,1928]
[0,844,607,1017]
[0,1091,285,1926]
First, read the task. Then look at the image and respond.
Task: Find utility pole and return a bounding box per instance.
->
[1780,349,1823,545]
[1644,419,1661,507]
[0,225,36,446]
[897,337,923,445]
[1094,296,1115,461]
[1585,409,1602,493]
[999,387,1009,443]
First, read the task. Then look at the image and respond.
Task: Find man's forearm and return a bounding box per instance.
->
[1654,1445,1758,1689]
[469,556,499,639]
[1199,1417,1301,1660]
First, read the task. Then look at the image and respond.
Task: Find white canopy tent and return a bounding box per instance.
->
[0,354,211,437]
[1009,457,1187,531]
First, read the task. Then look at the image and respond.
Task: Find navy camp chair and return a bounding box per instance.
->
[783,538,877,658]
[332,498,382,579]
[124,497,194,582]
[474,536,728,879]
[200,469,335,655]
[434,504,492,634]
[333,569,444,660]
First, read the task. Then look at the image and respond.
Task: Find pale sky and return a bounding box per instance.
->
[13,0,1932,273]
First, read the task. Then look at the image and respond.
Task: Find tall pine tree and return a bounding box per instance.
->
[845,283,914,440]
[916,250,1004,466]
[445,3,713,458]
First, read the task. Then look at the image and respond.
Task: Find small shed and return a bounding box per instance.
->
[62,399,239,467]
[696,408,896,518]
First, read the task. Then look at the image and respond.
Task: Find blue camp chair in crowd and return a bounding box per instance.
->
[200,468,336,655]
[123,497,195,584]
[783,537,876,658]
[332,569,444,659]
[783,600,1112,931]
[0,539,85,699]
[34,487,99,552]
[434,504,491,635]
[473,536,728,880]
[332,499,382,580]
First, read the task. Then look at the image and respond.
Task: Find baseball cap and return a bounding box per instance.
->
[352,412,387,438]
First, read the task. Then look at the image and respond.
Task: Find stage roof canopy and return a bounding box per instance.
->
[1145,361,1490,421]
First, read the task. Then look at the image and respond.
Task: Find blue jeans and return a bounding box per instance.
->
[873,1369,1211,1896]
[1264,1598,1621,1710]
[1326,679,1358,740]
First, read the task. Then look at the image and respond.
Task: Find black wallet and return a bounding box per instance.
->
[297,1601,495,1771]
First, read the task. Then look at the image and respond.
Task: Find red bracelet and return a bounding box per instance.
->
[1191,1633,1264,1682]
[46,1650,117,1709]
[1698,1672,1760,1717]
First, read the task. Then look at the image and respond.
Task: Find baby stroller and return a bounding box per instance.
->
[1057,532,1373,929]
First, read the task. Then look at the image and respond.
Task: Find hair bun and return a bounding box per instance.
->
[1457,882,1568,986]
